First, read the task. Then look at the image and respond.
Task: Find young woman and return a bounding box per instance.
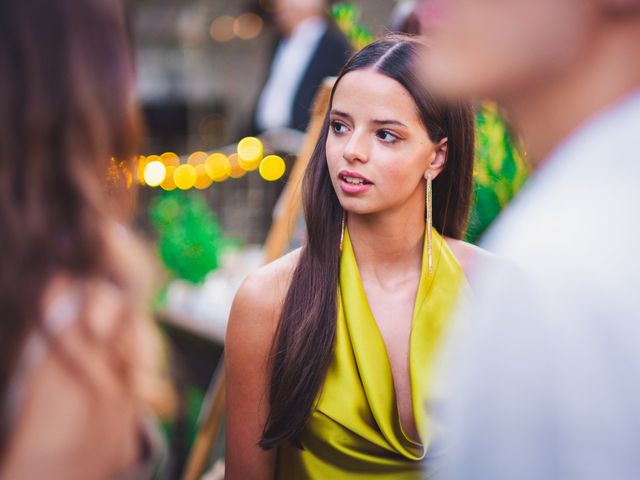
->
[0,0,172,478]
[226,34,482,479]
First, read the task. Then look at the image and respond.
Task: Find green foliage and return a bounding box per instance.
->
[466,102,529,243]
[149,191,227,283]
[331,3,374,50]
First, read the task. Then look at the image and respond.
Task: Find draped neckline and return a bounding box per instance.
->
[338,226,464,460]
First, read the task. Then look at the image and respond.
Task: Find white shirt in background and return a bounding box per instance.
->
[255,17,327,132]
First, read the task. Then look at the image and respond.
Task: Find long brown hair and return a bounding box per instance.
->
[0,0,169,455]
[260,34,475,449]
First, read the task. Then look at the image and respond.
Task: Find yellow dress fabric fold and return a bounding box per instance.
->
[277,228,465,479]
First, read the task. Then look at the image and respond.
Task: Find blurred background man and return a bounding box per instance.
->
[417,0,640,479]
[249,0,352,135]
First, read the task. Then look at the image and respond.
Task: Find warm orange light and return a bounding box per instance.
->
[233,13,263,40]
[237,136,263,171]
[136,155,148,185]
[205,153,231,181]
[188,151,208,166]
[161,166,177,191]
[210,15,235,42]
[228,153,246,179]
[194,164,214,189]
[259,155,286,181]
[174,164,198,190]
[160,152,180,167]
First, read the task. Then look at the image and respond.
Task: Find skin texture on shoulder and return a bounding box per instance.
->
[445,237,493,279]
[224,248,301,479]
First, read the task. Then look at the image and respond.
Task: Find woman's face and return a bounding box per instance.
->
[326,68,444,216]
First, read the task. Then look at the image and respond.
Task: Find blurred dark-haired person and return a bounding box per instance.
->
[226,34,486,479]
[0,0,172,478]
[417,0,640,479]
[249,0,352,135]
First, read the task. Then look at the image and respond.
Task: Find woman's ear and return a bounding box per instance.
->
[424,137,448,180]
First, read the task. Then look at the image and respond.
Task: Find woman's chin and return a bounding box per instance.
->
[339,202,379,217]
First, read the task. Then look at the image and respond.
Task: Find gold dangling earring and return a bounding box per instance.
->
[426,174,433,274]
[339,210,346,252]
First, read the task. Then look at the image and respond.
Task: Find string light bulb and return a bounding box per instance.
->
[144,160,167,187]
[259,155,286,181]
[174,164,198,190]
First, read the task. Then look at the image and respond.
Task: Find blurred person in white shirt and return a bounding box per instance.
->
[416,0,640,479]
[250,0,351,134]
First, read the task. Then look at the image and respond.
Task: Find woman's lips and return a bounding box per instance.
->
[338,171,373,194]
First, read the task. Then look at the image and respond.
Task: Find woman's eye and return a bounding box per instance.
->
[331,121,348,134]
[377,129,399,143]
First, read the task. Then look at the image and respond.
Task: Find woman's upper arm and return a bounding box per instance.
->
[224,267,284,480]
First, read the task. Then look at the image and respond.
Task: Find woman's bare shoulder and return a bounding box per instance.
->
[226,248,302,345]
[232,248,301,317]
[444,238,494,276]
[224,251,302,479]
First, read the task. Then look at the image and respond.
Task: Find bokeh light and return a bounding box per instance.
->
[144,160,167,187]
[205,153,231,181]
[136,156,148,185]
[233,13,263,40]
[210,15,235,43]
[237,136,263,171]
[160,152,180,167]
[259,155,286,181]
[228,153,247,179]
[188,151,208,166]
[174,164,198,190]
[194,164,214,190]
[161,165,177,191]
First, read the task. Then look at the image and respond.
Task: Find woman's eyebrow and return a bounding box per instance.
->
[330,109,352,120]
[371,119,408,128]
[330,109,408,129]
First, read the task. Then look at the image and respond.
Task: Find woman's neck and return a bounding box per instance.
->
[347,206,425,286]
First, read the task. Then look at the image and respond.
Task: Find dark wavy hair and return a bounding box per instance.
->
[0,0,170,458]
[260,34,475,449]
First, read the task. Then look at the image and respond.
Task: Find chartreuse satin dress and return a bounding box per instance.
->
[276,228,466,479]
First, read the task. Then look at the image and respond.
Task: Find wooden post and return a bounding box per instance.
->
[263,78,334,261]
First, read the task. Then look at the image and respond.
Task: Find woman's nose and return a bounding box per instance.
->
[343,131,369,163]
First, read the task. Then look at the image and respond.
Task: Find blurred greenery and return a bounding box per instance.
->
[332,3,375,50]
[466,102,529,243]
[149,190,234,283]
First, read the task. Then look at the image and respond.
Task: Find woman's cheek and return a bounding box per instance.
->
[325,144,340,173]
[378,161,405,190]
